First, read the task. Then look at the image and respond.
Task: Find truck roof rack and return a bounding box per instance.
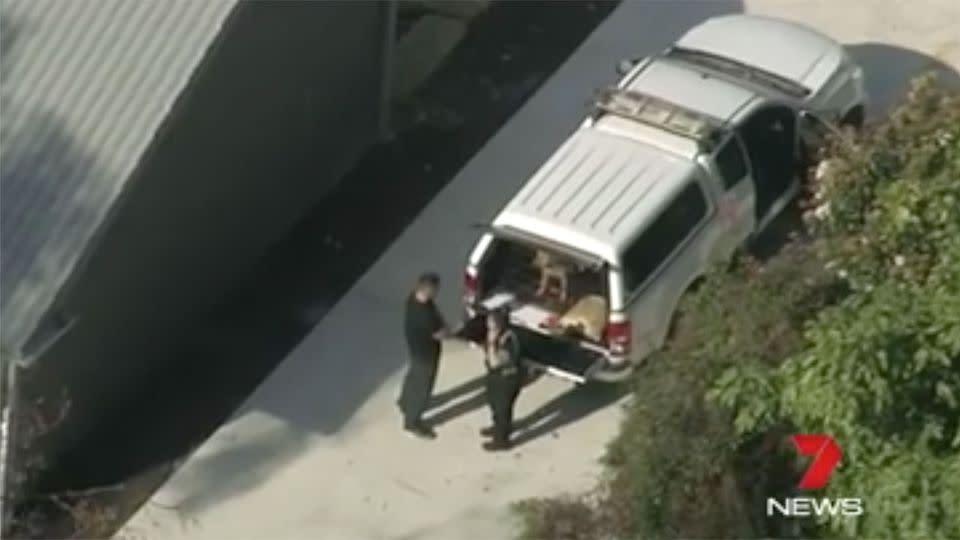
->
[593,86,725,148]
[665,47,811,99]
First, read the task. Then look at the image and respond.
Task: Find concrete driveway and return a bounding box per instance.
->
[121,2,959,539]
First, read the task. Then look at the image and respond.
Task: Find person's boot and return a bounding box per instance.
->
[479,425,495,437]
[404,420,436,440]
[482,438,511,451]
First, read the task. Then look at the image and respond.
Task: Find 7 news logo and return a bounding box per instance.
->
[766,434,865,518]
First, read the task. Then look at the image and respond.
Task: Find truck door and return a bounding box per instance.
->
[708,133,756,260]
[736,105,799,226]
[620,181,711,353]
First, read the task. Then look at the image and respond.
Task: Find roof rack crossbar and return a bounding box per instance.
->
[593,86,723,144]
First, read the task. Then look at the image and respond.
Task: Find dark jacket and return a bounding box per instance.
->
[485,331,522,376]
[404,294,443,359]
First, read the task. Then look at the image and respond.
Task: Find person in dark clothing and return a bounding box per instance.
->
[480,308,525,451]
[398,272,449,439]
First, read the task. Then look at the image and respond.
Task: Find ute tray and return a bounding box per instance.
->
[456,310,605,384]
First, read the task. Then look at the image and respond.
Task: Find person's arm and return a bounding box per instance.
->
[431,306,450,340]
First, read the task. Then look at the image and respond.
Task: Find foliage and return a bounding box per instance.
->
[1,378,70,539]
[609,243,842,539]
[1,372,119,540]
[513,490,630,540]
[710,74,960,540]
[517,241,840,539]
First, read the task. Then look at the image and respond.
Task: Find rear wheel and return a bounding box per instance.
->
[589,359,636,383]
[664,273,707,339]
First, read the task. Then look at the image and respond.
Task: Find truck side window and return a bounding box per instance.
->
[621,181,708,293]
[715,136,748,189]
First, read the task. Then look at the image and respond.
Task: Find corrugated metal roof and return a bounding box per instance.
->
[0,0,239,353]
[494,127,695,262]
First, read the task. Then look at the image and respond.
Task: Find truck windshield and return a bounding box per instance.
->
[665,47,811,99]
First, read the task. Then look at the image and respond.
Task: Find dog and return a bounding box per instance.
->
[533,250,571,303]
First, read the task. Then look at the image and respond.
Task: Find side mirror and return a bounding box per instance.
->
[616,58,637,76]
[800,110,846,139]
[798,110,822,122]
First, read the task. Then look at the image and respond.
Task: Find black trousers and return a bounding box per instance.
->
[398,350,440,425]
[485,367,523,444]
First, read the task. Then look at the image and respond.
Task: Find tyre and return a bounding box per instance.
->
[590,359,636,383]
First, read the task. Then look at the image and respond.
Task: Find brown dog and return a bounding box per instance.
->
[533,250,570,303]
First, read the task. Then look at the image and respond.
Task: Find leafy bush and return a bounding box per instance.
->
[517,241,840,539]
[513,490,630,540]
[609,243,840,538]
[711,74,960,540]
[1,363,118,540]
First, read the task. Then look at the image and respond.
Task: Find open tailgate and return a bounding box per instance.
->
[455,309,606,384]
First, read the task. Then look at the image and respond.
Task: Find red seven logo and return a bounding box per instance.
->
[792,434,843,490]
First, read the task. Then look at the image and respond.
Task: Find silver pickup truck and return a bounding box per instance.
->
[458,15,867,383]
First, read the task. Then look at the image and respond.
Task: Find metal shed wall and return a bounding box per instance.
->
[20,0,392,456]
[1,0,239,353]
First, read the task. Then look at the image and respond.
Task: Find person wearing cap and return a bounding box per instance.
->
[479,308,525,451]
[397,272,450,439]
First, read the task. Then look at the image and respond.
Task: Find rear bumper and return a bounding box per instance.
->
[461,303,634,384]
[524,353,633,384]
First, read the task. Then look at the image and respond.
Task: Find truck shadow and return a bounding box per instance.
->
[847,42,960,115]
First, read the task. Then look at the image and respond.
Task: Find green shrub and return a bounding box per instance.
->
[513,490,628,540]
[517,242,839,539]
[711,74,960,540]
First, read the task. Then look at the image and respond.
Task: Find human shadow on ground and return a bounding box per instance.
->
[510,382,630,448]
[425,369,544,427]
[426,391,489,428]
[429,373,486,410]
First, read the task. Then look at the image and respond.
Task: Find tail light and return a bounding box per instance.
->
[606,317,631,355]
[463,268,478,304]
